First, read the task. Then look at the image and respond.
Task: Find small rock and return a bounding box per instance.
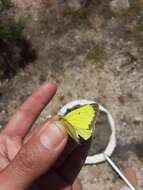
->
[72,178,82,190]
[0,125,3,132]
[127,93,133,99]
[120,168,138,188]
[133,117,142,125]
[110,0,130,15]
[66,0,87,11]
[56,0,88,12]
[118,95,125,104]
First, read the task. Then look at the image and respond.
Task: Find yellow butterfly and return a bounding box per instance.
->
[60,104,99,143]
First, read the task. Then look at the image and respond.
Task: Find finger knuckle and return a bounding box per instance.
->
[15,145,40,175]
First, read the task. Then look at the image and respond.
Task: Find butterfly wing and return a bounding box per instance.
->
[62,119,79,142]
[75,128,92,140]
[62,104,98,141]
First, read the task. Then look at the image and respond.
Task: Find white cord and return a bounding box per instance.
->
[104,154,136,190]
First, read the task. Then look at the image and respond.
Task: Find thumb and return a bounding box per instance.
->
[0,119,68,190]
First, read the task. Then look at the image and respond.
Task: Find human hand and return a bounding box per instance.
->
[0,83,90,190]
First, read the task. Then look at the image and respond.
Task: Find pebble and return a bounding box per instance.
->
[119,187,130,190]
[133,117,142,125]
[72,178,82,190]
[56,0,88,11]
[110,0,130,15]
[66,0,87,11]
[119,168,138,188]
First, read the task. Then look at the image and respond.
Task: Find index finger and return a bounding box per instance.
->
[3,83,57,138]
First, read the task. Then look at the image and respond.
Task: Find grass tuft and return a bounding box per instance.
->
[0,0,11,12]
[86,46,106,62]
[0,19,24,42]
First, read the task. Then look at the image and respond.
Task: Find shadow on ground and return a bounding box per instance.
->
[0,39,37,80]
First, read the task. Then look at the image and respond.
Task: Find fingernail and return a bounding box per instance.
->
[40,121,67,149]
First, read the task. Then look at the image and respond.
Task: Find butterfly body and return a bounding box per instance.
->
[60,103,99,142]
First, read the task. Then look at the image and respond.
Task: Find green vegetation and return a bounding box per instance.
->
[0,0,32,81]
[70,9,89,26]
[0,19,24,42]
[139,14,143,32]
[0,0,11,12]
[86,46,106,62]
[0,0,24,43]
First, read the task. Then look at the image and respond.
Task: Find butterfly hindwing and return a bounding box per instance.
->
[76,128,92,140]
[62,119,79,142]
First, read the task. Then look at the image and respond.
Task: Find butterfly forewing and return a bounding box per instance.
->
[62,103,99,141]
[64,104,98,128]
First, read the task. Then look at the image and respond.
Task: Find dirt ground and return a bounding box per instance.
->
[0,0,143,189]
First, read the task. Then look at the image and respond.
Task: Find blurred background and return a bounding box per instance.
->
[0,0,143,189]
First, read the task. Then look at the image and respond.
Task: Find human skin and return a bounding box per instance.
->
[0,82,90,190]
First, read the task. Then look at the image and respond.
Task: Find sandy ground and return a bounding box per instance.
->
[0,0,143,189]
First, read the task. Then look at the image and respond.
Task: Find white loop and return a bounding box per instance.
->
[58,99,116,164]
[86,104,116,164]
